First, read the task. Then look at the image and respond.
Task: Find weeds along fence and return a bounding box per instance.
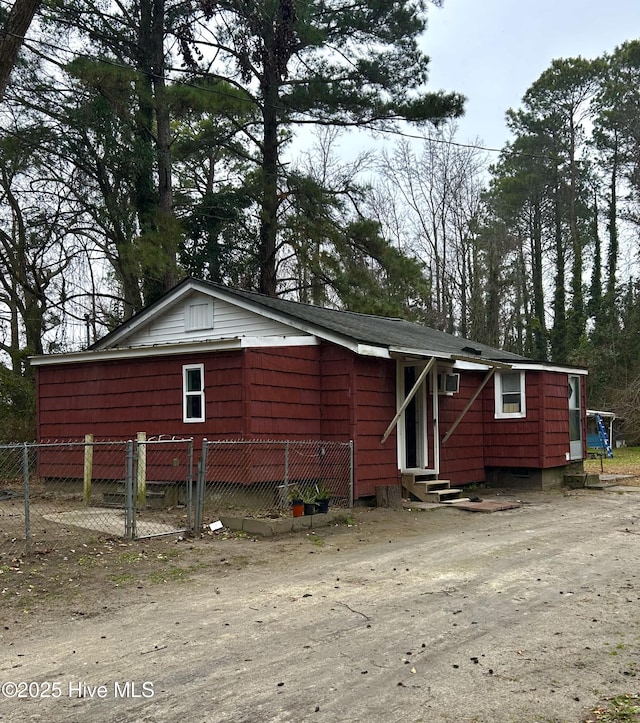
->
[0,438,353,555]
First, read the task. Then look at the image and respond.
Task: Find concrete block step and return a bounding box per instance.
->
[102,490,166,506]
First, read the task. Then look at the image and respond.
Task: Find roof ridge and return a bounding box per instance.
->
[204,279,405,322]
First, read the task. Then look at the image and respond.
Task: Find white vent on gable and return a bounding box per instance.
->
[438,372,460,395]
[185,300,214,331]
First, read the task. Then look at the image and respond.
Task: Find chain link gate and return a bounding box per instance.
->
[127,436,195,540]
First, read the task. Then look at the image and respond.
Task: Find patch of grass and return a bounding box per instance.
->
[585,694,640,722]
[155,549,179,560]
[148,562,205,584]
[117,551,146,564]
[77,555,99,568]
[308,535,324,547]
[584,446,640,475]
[108,572,135,585]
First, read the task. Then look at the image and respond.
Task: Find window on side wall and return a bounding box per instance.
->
[183,364,205,422]
[495,371,526,419]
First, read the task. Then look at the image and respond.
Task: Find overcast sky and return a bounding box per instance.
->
[423,0,640,152]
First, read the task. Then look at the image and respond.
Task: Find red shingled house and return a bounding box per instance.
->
[31,278,588,499]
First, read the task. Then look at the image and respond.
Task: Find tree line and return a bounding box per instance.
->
[0,2,639,441]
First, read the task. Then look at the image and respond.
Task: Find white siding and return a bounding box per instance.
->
[113,292,303,348]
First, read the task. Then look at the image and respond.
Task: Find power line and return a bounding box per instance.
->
[2,22,565,163]
[0,23,516,156]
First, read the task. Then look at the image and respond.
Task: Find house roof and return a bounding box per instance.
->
[32,277,586,372]
[201,280,529,364]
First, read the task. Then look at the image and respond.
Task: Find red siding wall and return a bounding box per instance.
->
[243,347,322,438]
[36,344,585,497]
[37,351,244,441]
[319,344,353,441]
[540,371,573,466]
[483,371,541,467]
[482,370,579,469]
[438,371,486,485]
[351,355,401,497]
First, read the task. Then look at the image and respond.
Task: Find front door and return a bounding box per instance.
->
[568,375,583,460]
[401,364,427,469]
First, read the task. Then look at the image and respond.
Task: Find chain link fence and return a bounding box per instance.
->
[196,440,353,528]
[0,438,353,555]
[0,440,129,556]
[0,437,194,556]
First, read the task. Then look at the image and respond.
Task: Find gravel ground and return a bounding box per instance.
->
[2,487,640,723]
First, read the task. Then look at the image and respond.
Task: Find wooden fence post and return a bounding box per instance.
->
[83,434,94,504]
[136,431,147,507]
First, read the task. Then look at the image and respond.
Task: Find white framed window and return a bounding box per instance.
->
[183,364,205,422]
[495,371,526,419]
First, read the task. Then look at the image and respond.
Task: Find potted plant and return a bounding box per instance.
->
[288,486,304,517]
[314,483,331,514]
[302,488,317,516]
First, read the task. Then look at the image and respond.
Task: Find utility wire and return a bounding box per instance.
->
[1,24,562,162]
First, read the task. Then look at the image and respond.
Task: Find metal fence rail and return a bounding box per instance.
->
[0,438,354,554]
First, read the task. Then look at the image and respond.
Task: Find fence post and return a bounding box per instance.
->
[282,440,290,508]
[194,440,207,533]
[125,440,135,540]
[186,438,194,531]
[349,440,354,508]
[83,433,94,504]
[22,443,31,553]
[136,431,147,507]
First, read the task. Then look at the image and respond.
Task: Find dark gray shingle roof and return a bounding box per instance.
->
[206,280,529,363]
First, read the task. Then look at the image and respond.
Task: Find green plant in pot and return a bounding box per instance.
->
[302,488,317,515]
[314,483,331,513]
[288,486,304,517]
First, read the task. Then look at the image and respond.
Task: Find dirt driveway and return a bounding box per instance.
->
[2,486,640,723]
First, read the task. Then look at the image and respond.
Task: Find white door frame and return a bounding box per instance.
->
[569,374,583,460]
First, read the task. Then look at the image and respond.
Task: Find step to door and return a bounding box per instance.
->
[401,474,465,503]
[422,487,465,503]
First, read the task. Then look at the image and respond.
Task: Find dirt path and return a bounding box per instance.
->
[2,488,640,722]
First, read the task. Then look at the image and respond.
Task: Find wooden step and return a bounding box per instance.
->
[420,479,451,491]
[422,487,465,503]
[401,474,465,503]
[441,497,472,505]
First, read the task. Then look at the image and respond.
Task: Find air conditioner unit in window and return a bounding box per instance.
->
[438,372,460,395]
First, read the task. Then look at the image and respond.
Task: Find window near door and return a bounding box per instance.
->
[495,371,526,419]
[183,364,205,422]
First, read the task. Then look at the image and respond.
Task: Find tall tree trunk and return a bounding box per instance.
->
[605,142,619,319]
[135,0,179,304]
[259,90,279,297]
[531,200,547,359]
[551,186,567,363]
[588,190,603,328]
[567,120,585,351]
[0,0,40,100]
